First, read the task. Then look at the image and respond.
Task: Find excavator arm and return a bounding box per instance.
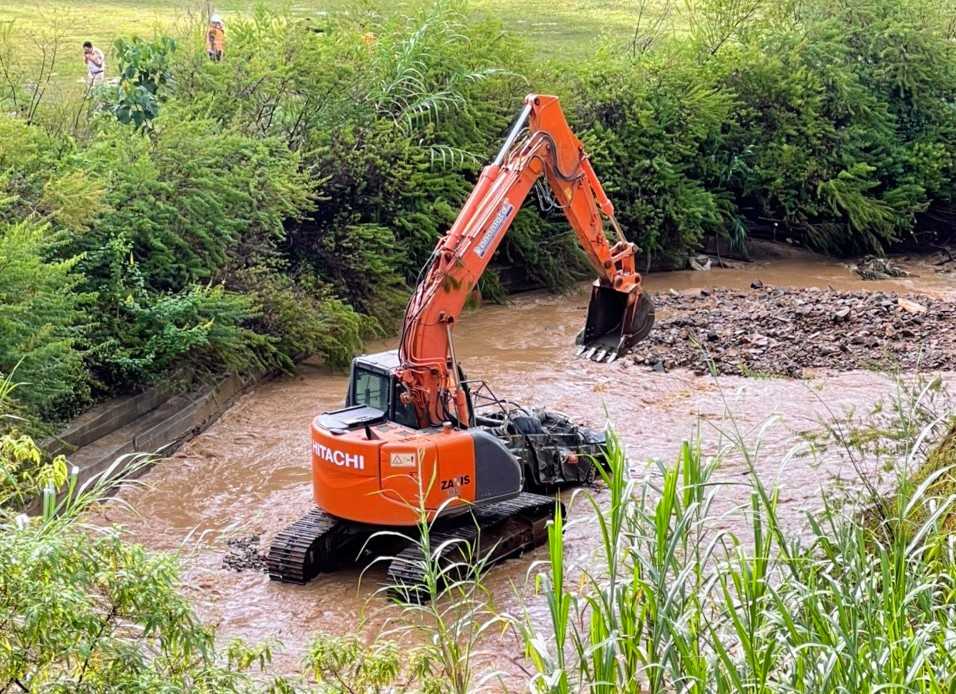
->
[398,94,655,427]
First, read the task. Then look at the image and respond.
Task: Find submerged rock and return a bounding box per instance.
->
[222,535,268,573]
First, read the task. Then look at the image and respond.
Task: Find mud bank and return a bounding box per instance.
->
[632,287,956,377]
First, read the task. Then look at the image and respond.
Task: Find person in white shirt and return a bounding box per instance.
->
[82,41,105,87]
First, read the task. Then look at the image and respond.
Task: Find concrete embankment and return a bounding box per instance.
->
[43,372,261,496]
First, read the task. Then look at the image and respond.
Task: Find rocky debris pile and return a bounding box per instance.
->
[855,256,910,280]
[630,287,956,378]
[222,535,267,573]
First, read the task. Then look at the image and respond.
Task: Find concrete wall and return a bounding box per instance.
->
[35,371,261,512]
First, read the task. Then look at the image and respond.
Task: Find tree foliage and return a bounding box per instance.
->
[106,35,177,128]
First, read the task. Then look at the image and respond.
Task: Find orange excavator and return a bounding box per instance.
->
[266,95,654,588]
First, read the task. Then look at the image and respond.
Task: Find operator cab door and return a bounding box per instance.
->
[347,359,475,429]
[347,364,419,429]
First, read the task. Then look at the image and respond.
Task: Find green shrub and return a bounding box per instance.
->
[0,116,102,232]
[105,35,177,128]
[71,112,313,292]
[0,220,89,419]
[567,53,733,266]
[232,265,371,368]
[709,0,956,252]
[87,277,271,393]
[0,426,287,691]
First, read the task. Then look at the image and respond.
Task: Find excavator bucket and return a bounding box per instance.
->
[576,285,655,362]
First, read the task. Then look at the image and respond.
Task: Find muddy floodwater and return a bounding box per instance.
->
[96,253,954,684]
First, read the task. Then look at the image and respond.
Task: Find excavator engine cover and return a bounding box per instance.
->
[310,410,523,527]
[579,283,655,362]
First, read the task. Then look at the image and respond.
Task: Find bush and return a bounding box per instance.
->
[0,220,89,418]
[0,425,286,691]
[43,110,315,396]
[560,0,956,258]
[71,112,313,292]
[567,53,734,266]
[232,265,371,368]
[706,0,956,252]
[89,283,272,390]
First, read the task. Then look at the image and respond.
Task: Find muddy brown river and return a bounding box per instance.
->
[96,253,954,687]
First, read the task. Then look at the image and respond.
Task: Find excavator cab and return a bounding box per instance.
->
[346,351,474,429]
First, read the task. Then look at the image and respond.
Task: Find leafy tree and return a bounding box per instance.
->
[568,53,733,266]
[106,36,177,129]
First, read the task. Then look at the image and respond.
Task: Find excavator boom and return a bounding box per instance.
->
[399,93,654,427]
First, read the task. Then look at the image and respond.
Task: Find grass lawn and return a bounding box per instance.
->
[0,0,665,91]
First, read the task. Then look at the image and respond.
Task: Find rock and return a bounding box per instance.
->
[751,280,764,289]
[689,255,712,272]
[222,535,267,573]
[898,297,927,314]
[630,287,950,379]
[855,255,910,280]
[832,307,851,322]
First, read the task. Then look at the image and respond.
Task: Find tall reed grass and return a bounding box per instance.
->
[520,412,956,691]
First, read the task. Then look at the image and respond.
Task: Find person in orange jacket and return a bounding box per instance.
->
[206,15,225,61]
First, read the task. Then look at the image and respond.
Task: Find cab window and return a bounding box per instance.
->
[353,368,389,411]
[391,380,419,428]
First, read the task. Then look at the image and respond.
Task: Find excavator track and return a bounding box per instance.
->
[386,492,560,600]
[266,508,349,584]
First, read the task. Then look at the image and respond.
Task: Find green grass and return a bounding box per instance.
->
[0,0,667,80]
[0,0,674,113]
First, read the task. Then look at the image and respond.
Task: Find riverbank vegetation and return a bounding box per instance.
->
[1,0,954,426]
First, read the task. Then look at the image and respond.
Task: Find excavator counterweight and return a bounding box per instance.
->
[266,94,654,597]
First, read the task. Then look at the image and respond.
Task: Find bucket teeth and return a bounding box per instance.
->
[592,348,608,362]
[576,344,588,357]
[583,347,597,360]
[606,351,619,364]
